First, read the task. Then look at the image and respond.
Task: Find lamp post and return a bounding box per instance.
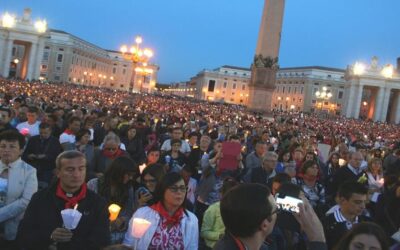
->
[120,36,154,93]
[285,97,290,111]
[315,87,332,113]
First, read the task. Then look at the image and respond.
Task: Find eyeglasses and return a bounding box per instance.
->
[172,144,181,147]
[168,185,187,193]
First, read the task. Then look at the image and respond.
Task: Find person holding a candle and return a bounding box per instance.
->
[16,150,110,249]
[124,172,198,249]
[0,131,38,249]
[87,156,139,244]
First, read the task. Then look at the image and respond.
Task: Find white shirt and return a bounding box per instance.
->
[59,132,76,144]
[16,121,40,136]
[187,178,197,204]
[334,208,359,230]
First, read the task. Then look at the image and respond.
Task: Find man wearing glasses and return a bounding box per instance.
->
[214,183,327,250]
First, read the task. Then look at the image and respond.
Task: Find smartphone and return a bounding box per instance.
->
[137,187,150,196]
[275,194,303,213]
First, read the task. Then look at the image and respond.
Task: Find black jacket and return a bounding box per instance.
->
[22,135,63,171]
[214,233,327,250]
[17,183,110,250]
[328,165,364,197]
[323,213,370,250]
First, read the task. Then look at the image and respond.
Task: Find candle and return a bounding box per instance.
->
[108,204,121,221]
[21,128,30,136]
[139,164,147,174]
[132,218,152,238]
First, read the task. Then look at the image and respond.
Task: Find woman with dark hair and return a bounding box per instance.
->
[73,128,95,172]
[123,172,198,249]
[160,139,187,173]
[87,156,139,244]
[326,152,340,177]
[296,160,326,214]
[276,149,292,173]
[121,125,146,164]
[374,179,400,240]
[334,222,389,250]
[135,163,166,210]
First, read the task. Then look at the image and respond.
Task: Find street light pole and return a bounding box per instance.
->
[120,36,154,93]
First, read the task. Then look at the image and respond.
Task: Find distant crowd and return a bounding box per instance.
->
[0,78,400,250]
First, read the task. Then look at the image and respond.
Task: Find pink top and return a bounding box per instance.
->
[148,216,184,250]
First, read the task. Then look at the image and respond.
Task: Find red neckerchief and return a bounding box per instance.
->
[56,181,87,209]
[102,148,124,159]
[64,129,74,135]
[231,233,246,250]
[150,201,184,226]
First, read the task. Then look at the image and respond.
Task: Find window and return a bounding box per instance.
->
[232,84,236,89]
[230,98,234,102]
[113,68,116,74]
[312,100,316,104]
[208,80,216,92]
[56,66,61,71]
[120,84,124,88]
[232,92,235,95]
[223,82,227,88]
[314,82,319,85]
[314,88,318,94]
[299,98,302,103]
[338,91,343,99]
[59,48,64,51]
[41,65,47,70]
[57,54,63,63]
[54,76,60,81]
[122,69,126,74]
[301,87,304,94]
[43,51,49,61]
[282,87,285,93]
[288,87,291,93]
[12,47,16,56]
[242,85,245,90]
[294,87,297,94]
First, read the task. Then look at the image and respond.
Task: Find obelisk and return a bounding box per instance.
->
[248,0,285,111]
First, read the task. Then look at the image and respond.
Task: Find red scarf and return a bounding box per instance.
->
[56,181,87,209]
[150,201,184,226]
[102,148,124,159]
[64,129,74,135]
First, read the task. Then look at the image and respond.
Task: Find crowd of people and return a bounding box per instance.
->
[0,78,400,250]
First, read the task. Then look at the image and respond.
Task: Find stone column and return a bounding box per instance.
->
[32,38,45,79]
[392,92,400,124]
[248,0,285,111]
[373,87,384,121]
[26,42,37,80]
[353,85,364,119]
[0,36,5,75]
[2,39,14,77]
[380,87,391,122]
[345,83,357,118]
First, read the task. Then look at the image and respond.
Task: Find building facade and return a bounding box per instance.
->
[0,9,158,93]
[344,57,400,123]
[183,65,346,113]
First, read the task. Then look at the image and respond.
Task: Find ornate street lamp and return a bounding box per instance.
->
[120,36,154,92]
[315,86,332,112]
